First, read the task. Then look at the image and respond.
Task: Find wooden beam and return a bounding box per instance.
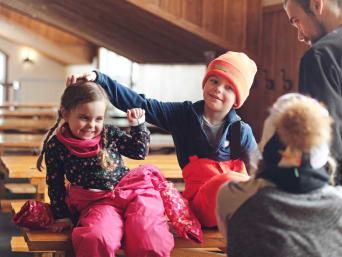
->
[0,18,91,65]
[126,0,239,50]
[0,0,263,63]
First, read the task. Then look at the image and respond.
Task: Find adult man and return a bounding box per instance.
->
[284,0,342,184]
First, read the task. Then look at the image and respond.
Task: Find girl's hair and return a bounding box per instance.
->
[36,81,115,171]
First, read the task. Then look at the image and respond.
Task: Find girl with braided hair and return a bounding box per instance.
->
[35,81,175,257]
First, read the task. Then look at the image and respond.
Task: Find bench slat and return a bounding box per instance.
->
[171,249,225,256]
[1,199,31,213]
[5,183,37,194]
[12,201,225,254]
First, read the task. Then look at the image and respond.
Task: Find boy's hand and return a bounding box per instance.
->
[48,218,74,232]
[66,71,97,87]
[127,108,145,124]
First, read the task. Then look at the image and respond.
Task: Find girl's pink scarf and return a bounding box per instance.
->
[56,123,101,157]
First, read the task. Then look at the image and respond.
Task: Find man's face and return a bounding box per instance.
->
[285,0,327,46]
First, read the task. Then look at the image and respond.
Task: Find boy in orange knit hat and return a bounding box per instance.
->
[67,51,258,227]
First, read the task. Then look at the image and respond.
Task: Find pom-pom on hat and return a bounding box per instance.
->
[202,51,257,109]
[259,93,332,169]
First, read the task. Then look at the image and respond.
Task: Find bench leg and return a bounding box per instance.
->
[33,253,54,257]
[171,249,225,257]
[54,250,74,257]
[0,172,5,199]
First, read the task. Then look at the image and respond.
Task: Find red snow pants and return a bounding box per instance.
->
[182,156,250,227]
[69,165,174,257]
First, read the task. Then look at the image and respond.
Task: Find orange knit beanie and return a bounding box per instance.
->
[202,51,257,109]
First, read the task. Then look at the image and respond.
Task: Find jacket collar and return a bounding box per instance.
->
[192,100,241,125]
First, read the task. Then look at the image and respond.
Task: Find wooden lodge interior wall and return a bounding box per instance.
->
[239,4,307,141]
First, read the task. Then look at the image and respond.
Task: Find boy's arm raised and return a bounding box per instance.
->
[67,71,185,133]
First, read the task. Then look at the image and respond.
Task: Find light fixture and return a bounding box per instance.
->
[22,48,35,64]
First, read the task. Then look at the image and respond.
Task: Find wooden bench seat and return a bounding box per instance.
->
[1,199,31,213]
[11,201,225,257]
[0,133,43,155]
[11,236,219,257]
[5,183,37,194]
[11,236,55,256]
[0,154,181,201]
[0,118,55,133]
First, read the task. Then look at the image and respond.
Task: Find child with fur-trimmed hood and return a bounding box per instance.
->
[216,93,342,257]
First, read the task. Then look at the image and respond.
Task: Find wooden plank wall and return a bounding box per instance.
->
[238,4,308,141]
[131,0,262,56]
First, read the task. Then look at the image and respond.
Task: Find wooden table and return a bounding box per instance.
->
[11,201,225,257]
[124,154,181,179]
[0,110,57,119]
[150,134,174,151]
[0,155,46,200]
[0,154,180,179]
[0,133,43,155]
[0,102,58,110]
[0,118,55,133]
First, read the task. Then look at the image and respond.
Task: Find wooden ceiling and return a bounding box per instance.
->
[0,6,96,65]
[0,0,262,64]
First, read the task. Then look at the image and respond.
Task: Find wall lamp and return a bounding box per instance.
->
[22,48,35,64]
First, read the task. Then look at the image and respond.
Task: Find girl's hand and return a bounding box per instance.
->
[127,108,145,124]
[66,71,97,87]
[48,218,74,232]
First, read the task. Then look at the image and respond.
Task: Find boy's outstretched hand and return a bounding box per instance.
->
[66,71,97,87]
[127,108,145,125]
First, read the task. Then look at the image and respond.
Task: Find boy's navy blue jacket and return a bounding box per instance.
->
[96,71,257,170]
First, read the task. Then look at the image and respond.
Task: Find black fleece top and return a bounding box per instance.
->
[298,25,342,175]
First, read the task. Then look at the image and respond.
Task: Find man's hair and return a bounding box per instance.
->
[283,0,311,13]
[284,0,342,11]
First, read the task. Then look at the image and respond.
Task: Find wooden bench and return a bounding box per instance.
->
[0,110,57,119]
[0,102,58,110]
[0,154,182,201]
[0,155,46,200]
[4,183,37,194]
[1,199,31,213]
[11,236,55,257]
[12,200,225,257]
[0,118,55,133]
[0,133,43,155]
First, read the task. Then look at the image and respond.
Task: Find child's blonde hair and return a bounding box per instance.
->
[36,81,114,171]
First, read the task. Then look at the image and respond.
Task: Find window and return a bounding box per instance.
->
[99,47,138,88]
[0,51,7,104]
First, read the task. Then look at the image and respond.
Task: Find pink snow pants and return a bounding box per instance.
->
[68,165,174,257]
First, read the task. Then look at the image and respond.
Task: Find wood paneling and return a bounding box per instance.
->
[182,0,203,27]
[239,4,307,141]
[0,0,262,63]
[202,0,226,37]
[224,0,246,50]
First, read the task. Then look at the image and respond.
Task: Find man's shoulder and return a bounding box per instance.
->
[304,26,342,59]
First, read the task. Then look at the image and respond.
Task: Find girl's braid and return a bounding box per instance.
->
[98,126,116,171]
[36,112,62,171]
